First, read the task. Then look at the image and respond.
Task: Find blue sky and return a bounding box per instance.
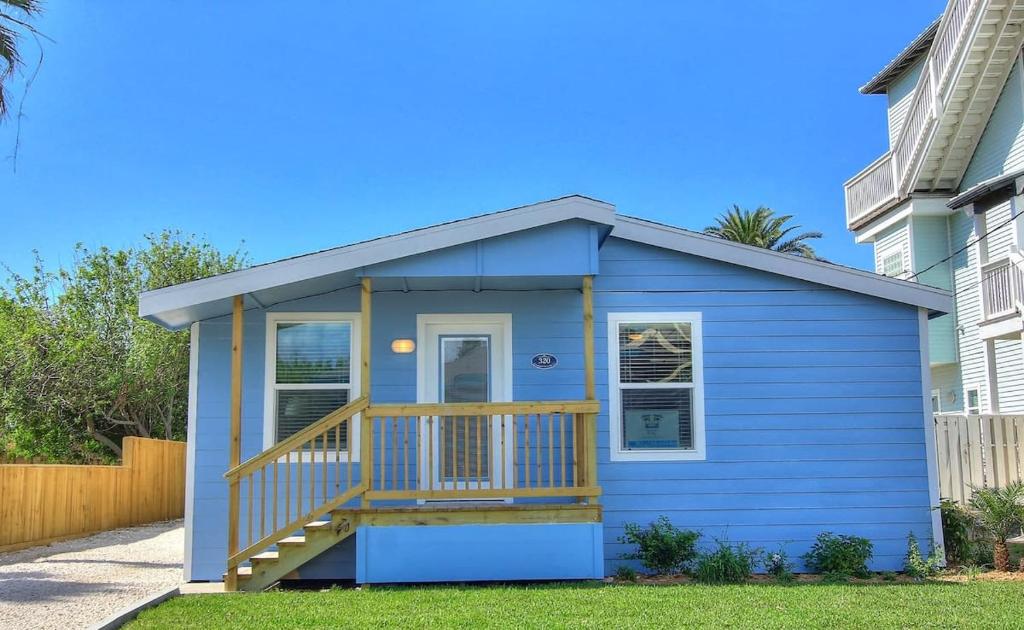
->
[0,1,946,277]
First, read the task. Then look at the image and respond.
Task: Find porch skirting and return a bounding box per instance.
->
[356,522,605,584]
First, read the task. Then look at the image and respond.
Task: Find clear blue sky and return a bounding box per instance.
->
[0,1,946,277]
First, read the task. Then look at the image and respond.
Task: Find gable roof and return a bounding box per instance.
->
[139,195,950,329]
[860,16,940,95]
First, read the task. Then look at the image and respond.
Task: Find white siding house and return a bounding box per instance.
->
[844,0,1024,415]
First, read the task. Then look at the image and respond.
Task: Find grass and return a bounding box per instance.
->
[127,581,1024,629]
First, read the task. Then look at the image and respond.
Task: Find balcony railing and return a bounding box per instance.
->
[844,0,981,229]
[844,152,898,227]
[981,254,1024,321]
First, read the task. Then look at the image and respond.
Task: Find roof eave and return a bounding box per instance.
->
[859,17,941,95]
[613,215,952,314]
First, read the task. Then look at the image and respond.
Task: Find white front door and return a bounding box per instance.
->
[417,314,512,491]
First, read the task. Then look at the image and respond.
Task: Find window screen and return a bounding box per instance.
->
[272,321,352,447]
[616,322,696,452]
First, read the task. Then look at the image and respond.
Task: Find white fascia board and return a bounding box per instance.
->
[139,196,615,321]
[853,204,914,244]
[613,216,952,314]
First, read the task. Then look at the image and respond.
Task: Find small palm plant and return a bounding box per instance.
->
[703,206,823,259]
[969,481,1024,572]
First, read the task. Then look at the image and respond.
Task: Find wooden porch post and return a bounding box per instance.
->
[581,275,598,502]
[226,294,244,591]
[360,278,372,507]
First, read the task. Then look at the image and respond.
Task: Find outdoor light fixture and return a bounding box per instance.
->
[391,339,415,354]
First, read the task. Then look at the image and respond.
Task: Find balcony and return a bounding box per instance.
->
[979,254,1024,339]
[844,152,899,228]
[845,0,997,231]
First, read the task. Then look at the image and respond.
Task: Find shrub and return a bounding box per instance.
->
[614,565,638,582]
[693,540,761,584]
[764,547,794,582]
[802,532,873,578]
[618,516,700,575]
[904,532,943,578]
[940,499,974,565]
[969,481,1024,572]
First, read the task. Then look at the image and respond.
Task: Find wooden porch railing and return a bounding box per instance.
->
[223,398,600,579]
[223,396,368,573]
[362,400,600,501]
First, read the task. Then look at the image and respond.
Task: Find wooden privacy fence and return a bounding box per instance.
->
[0,437,186,552]
[934,414,1024,504]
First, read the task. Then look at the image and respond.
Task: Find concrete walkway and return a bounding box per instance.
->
[0,520,183,630]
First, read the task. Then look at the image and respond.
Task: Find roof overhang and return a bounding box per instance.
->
[139,195,616,329]
[140,196,952,330]
[860,17,940,95]
[947,167,1024,209]
[613,215,952,315]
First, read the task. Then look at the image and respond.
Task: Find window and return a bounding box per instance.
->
[965,387,981,415]
[931,389,941,414]
[608,312,705,461]
[881,250,905,278]
[263,313,361,457]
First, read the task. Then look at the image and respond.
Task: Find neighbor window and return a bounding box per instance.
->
[608,312,705,461]
[965,387,981,415]
[881,249,905,278]
[264,313,360,455]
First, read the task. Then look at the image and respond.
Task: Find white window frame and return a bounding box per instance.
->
[964,386,981,415]
[263,312,362,462]
[607,312,706,462]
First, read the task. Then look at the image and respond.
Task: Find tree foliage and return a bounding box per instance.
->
[0,231,246,461]
[0,0,43,120]
[969,481,1024,572]
[704,205,823,259]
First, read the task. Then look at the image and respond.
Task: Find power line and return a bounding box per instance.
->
[906,201,1023,282]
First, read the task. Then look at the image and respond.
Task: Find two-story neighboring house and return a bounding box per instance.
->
[845,0,1024,416]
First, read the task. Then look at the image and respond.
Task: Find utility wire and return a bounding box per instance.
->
[906,201,1023,281]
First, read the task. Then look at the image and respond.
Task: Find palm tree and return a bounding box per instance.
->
[1,0,43,119]
[969,481,1024,571]
[704,205,823,259]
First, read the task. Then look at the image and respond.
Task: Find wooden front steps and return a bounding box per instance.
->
[230,503,601,591]
[234,510,360,592]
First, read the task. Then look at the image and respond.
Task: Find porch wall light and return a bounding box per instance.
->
[391,338,416,354]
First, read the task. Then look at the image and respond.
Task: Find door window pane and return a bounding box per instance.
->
[441,337,489,403]
[440,336,490,480]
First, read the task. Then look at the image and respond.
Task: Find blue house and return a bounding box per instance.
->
[138,196,951,590]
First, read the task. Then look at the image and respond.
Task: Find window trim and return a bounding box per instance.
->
[964,385,981,415]
[607,312,706,462]
[263,312,362,461]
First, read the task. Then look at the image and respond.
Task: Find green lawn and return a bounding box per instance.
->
[128,581,1024,629]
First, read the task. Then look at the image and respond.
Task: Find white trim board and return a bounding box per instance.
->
[183,323,199,582]
[918,308,945,559]
[139,196,951,331]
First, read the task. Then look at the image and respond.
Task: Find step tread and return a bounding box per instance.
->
[304,520,332,530]
[252,551,279,562]
[237,566,252,577]
[279,536,306,546]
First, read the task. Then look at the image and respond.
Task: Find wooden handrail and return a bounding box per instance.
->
[225,396,369,481]
[366,400,599,417]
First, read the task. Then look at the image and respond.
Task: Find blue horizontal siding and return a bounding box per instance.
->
[185,233,934,580]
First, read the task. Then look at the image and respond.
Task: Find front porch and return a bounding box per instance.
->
[221,277,602,591]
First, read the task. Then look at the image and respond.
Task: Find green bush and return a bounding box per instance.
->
[802,532,873,578]
[940,499,974,565]
[614,565,638,582]
[618,516,700,575]
[764,547,794,582]
[693,540,761,584]
[904,532,943,578]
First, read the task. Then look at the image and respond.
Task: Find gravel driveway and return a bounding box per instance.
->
[0,520,183,630]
